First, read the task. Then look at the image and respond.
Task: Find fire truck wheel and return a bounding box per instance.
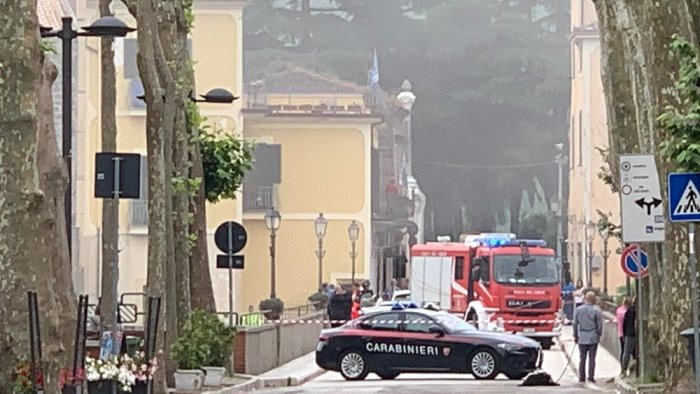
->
[469,347,500,380]
[376,370,400,380]
[338,350,369,381]
[539,339,553,350]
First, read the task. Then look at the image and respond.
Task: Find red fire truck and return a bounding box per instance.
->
[409,233,561,349]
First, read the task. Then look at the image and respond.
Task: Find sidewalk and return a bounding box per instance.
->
[558,324,620,391]
[203,352,324,393]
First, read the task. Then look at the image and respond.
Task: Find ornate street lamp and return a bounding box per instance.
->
[584,221,596,287]
[598,225,612,296]
[314,213,328,291]
[190,88,239,104]
[348,221,360,284]
[40,16,135,260]
[265,208,281,298]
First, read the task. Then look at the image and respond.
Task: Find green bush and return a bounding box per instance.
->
[259,298,284,320]
[307,292,329,310]
[171,310,236,369]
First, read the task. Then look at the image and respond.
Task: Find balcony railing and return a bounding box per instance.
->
[243,185,277,211]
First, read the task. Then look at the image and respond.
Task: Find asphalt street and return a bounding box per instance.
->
[255,348,618,393]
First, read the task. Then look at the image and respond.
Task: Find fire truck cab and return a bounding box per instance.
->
[410,233,561,349]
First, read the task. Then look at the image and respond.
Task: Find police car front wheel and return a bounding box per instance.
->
[339,351,369,381]
[469,348,500,380]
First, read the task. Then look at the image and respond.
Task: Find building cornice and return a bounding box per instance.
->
[242,110,383,124]
[569,27,600,43]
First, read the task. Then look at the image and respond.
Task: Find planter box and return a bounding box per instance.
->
[174,369,203,390]
[203,366,225,386]
[88,380,117,394]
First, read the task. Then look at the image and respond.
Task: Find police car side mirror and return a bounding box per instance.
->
[428,326,445,337]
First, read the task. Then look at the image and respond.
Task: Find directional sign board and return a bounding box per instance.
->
[619,155,665,243]
[620,245,649,278]
[668,172,700,222]
[216,255,244,269]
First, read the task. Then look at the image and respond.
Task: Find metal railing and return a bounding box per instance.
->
[242,185,276,211]
[236,302,321,327]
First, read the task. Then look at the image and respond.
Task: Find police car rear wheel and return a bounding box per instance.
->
[469,348,499,380]
[376,371,400,380]
[339,351,369,380]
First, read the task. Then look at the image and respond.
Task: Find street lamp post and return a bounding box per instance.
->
[584,221,596,287]
[40,16,135,259]
[314,213,328,291]
[555,143,567,283]
[348,221,360,284]
[265,208,281,299]
[599,226,611,296]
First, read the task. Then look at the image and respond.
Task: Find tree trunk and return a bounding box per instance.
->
[99,0,119,334]
[592,0,695,387]
[190,141,216,312]
[134,0,168,389]
[0,3,75,391]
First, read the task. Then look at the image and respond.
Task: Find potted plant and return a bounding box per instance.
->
[171,314,208,390]
[259,298,284,321]
[308,292,329,311]
[12,357,43,394]
[85,356,119,394]
[198,312,236,386]
[128,351,158,394]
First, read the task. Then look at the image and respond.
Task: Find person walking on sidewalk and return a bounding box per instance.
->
[621,298,637,376]
[574,279,585,309]
[616,296,632,363]
[573,291,603,384]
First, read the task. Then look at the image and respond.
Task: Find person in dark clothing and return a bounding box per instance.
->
[621,300,637,376]
[327,287,352,328]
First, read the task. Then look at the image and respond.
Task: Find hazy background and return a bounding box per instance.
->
[243,0,570,244]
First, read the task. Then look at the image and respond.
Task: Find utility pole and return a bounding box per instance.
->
[555,143,566,280]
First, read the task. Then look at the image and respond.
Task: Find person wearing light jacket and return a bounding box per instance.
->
[573,291,603,384]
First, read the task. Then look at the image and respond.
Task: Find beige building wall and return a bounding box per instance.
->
[568,0,625,294]
[73,1,248,312]
[240,116,376,310]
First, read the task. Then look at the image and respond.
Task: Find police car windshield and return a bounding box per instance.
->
[493,254,558,285]
[435,313,477,333]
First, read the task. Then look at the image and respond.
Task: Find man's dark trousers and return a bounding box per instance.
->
[579,343,598,382]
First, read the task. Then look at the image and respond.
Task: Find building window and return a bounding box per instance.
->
[123,38,192,109]
[243,144,281,211]
[454,256,464,280]
[578,110,583,167]
[129,155,148,227]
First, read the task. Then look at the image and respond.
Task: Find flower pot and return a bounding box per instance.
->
[202,366,226,386]
[88,380,117,394]
[174,369,203,390]
[131,381,148,394]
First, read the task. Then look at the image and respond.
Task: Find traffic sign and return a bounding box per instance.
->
[216,254,244,269]
[214,221,247,254]
[668,172,700,222]
[620,245,649,278]
[619,155,665,243]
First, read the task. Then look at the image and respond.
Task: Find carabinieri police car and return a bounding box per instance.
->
[316,304,542,381]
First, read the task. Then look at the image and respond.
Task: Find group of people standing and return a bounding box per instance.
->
[324,281,372,328]
[567,280,638,384]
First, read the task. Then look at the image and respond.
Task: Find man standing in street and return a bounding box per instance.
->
[573,291,603,384]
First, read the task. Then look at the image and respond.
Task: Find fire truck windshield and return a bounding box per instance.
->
[492,255,558,285]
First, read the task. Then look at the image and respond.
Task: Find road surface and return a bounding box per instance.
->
[255,347,617,393]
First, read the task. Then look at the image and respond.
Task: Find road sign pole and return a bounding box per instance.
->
[635,244,645,383]
[690,222,700,393]
[227,222,234,327]
[110,156,121,332]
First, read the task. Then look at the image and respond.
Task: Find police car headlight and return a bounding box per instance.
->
[497,343,523,352]
[316,341,327,351]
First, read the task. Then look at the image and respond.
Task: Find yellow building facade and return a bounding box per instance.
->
[240,69,379,310]
[568,0,626,294]
[72,0,248,311]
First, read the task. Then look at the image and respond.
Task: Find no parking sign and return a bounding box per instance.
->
[620,245,649,278]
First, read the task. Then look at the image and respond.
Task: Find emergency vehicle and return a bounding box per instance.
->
[409,233,561,349]
[315,304,542,381]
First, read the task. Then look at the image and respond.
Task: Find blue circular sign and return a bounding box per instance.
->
[621,246,648,277]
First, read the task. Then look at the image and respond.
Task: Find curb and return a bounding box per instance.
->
[227,368,325,392]
[614,375,637,394]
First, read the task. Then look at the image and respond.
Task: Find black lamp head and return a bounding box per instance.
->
[82,16,135,37]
